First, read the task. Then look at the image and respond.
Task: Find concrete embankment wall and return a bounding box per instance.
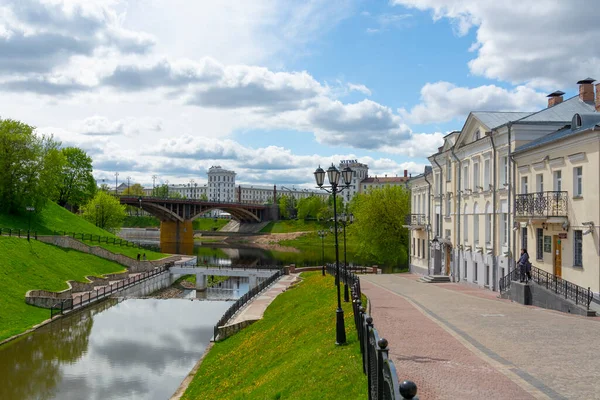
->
[503,281,594,316]
[116,271,172,297]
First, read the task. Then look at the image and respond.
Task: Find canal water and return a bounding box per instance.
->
[0,296,234,400]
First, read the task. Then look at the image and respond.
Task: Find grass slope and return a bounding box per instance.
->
[260,219,328,233]
[183,272,367,400]
[0,237,125,341]
[193,218,229,231]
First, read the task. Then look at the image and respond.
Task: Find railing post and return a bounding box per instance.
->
[576,286,579,305]
[565,280,567,299]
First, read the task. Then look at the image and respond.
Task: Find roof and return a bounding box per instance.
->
[471,111,533,129]
[362,177,409,183]
[514,113,600,154]
[517,95,596,122]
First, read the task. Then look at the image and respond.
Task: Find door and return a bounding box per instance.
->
[553,236,562,277]
[433,246,442,275]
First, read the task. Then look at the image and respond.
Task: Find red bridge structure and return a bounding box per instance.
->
[119,196,279,254]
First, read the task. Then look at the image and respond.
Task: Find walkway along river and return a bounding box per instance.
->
[0,280,249,400]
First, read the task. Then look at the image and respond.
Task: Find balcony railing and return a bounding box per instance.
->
[515,191,568,218]
[405,214,428,226]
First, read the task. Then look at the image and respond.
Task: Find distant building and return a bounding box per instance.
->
[207,166,236,203]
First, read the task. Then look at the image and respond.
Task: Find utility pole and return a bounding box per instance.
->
[114,172,119,195]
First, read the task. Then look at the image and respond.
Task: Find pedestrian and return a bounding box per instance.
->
[137,253,140,261]
[517,248,531,283]
[142,253,146,261]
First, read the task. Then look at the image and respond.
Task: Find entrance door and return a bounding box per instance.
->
[433,247,442,275]
[553,236,562,277]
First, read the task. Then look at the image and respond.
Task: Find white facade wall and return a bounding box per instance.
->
[207,166,236,203]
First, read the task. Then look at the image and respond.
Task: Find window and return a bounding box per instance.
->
[554,170,562,191]
[422,240,425,260]
[473,163,480,190]
[486,214,492,244]
[574,167,583,196]
[501,156,508,184]
[475,129,481,140]
[413,238,415,255]
[536,228,543,260]
[417,238,420,257]
[446,159,452,182]
[435,173,440,195]
[435,213,440,236]
[463,165,469,190]
[485,264,490,286]
[536,174,544,192]
[422,196,426,218]
[501,214,508,246]
[521,176,528,194]
[464,261,467,279]
[521,227,527,250]
[483,159,490,190]
[414,195,418,213]
[574,230,583,266]
[445,229,451,240]
[474,262,478,282]
[474,215,479,245]
[446,196,451,217]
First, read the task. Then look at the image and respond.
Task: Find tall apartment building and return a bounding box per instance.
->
[337,160,410,205]
[408,78,599,294]
[207,166,236,203]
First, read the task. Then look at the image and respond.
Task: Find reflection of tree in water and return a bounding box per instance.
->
[0,299,116,400]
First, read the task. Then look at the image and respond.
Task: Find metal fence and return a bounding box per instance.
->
[499,265,593,309]
[515,191,568,217]
[0,227,148,249]
[0,227,37,240]
[328,264,419,400]
[213,268,283,341]
[50,266,168,318]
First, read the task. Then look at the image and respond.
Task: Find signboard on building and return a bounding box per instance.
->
[340,159,358,164]
[558,232,568,239]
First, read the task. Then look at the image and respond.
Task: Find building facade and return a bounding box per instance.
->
[408,78,599,295]
[207,166,236,203]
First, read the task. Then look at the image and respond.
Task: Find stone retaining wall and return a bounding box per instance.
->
[217,320,257,341]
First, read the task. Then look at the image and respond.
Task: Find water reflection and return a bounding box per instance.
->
[189,276,250,301]
[0,298,232,400]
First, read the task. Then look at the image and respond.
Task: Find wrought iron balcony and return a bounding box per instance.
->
[515,191,568,218]
[405,214,428,226]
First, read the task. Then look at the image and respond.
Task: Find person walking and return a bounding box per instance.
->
[142,253,146,261]
[517,248,531,283]
[137,253,141,261]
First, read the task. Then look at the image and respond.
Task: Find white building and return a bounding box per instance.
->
[207,166,236,203]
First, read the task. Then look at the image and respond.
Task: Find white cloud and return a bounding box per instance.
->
[400,82,546,124]
[392,0,600,88]
[347,83,372,96]
[72,116,163,137]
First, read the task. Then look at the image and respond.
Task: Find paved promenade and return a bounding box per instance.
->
[361,274,600,400]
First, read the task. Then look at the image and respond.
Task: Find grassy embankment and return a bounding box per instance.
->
[0,201,166,260]
[0,237,126,341]
[182,271,367,400]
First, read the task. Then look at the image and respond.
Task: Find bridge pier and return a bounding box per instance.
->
[160,220,194,254]
[195,273,207,291]
[248,274,257,290]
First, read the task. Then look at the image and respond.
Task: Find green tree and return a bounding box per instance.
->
[123,183,145,196]
[99,183,111,193]
[277,195,297,219]
[199,193,208,201]
[297,195,328,220]
[55,147,96,208]
[350,185,410,267]
[81,191,126,232]
[0,119,65,214]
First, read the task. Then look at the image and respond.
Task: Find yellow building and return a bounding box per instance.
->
[513,112,600,294]
[406,166,432,275]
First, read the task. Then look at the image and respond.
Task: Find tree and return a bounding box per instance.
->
[123,183,145,196]
[277,194,297,219]
[81,191,126,232]
[0,118,65,214]
[199,193,208,201]
[350,185,410,267]
[297,195,328,220]
[55,147,96,208]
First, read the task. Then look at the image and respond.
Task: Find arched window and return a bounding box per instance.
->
[473,203,479,246]
[485,201,492,245]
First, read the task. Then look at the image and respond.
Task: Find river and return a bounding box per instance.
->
[0,281,247,400]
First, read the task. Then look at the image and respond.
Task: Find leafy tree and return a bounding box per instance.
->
[277,195,297,219]
[297,195,328,220]
[55,147,96,208]
[99,183,111,193]
[81,191,126,232]
[199,193,208,201]
[349,185,410,267]
[123,183,145,196]
[0,119,65,214]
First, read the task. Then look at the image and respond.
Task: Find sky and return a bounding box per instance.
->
[1,0,599,188]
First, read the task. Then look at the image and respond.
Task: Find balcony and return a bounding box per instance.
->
[515,191,568,218]
[404,214,428,227]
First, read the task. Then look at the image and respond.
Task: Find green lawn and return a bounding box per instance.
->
[122,215,160,228]
[0,201,113,236]
[182,272,367,400]
[193,218,229,231]
[0,237,126,342]
[79,239,166,260]
[260,219,329,233]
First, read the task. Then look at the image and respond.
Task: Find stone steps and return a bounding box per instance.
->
[418,275,451,283]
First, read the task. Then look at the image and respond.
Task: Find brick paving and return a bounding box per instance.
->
[361,273,600,400]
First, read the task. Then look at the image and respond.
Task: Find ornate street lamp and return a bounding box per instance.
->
[314,163,353,345]
[317,229,327,276]
[26,206,35,241]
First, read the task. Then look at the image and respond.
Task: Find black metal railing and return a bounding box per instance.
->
[404,214,427,226]
[213,269,283,341]
[499,265,593,309]
[0,227,37,240]
[515,191,568,218]
[49,266,168,318]
[327,263,418,400]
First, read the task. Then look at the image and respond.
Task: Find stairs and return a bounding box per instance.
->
[418,275,451,283]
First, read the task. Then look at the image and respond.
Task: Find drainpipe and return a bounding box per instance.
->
[507,123,513,277]
[424,172,432,275]
[511,151,517,276]
[450,148,461,282]
[487,130,498,291]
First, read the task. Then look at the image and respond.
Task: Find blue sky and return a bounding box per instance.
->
[0,0,597,187]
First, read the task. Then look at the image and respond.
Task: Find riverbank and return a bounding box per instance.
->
[181,271,366,399]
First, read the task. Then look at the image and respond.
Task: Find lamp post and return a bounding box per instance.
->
[114,172,119,195]
[317,229,327,276]
[314,163,353,345]
[152,175,158,196]
[339,212,354,302]
[26,206,35,241]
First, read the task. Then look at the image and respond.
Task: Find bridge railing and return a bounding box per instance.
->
[213,269,283,341]
[326,263,419,400]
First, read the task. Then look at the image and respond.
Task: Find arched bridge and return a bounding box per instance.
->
[119,196,278,254]
[120,196,272,223]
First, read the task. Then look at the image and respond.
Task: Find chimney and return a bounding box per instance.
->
[577,77,596,102]
[404,169,408,177]
[546,91,565,107]
[595,83,600,112]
